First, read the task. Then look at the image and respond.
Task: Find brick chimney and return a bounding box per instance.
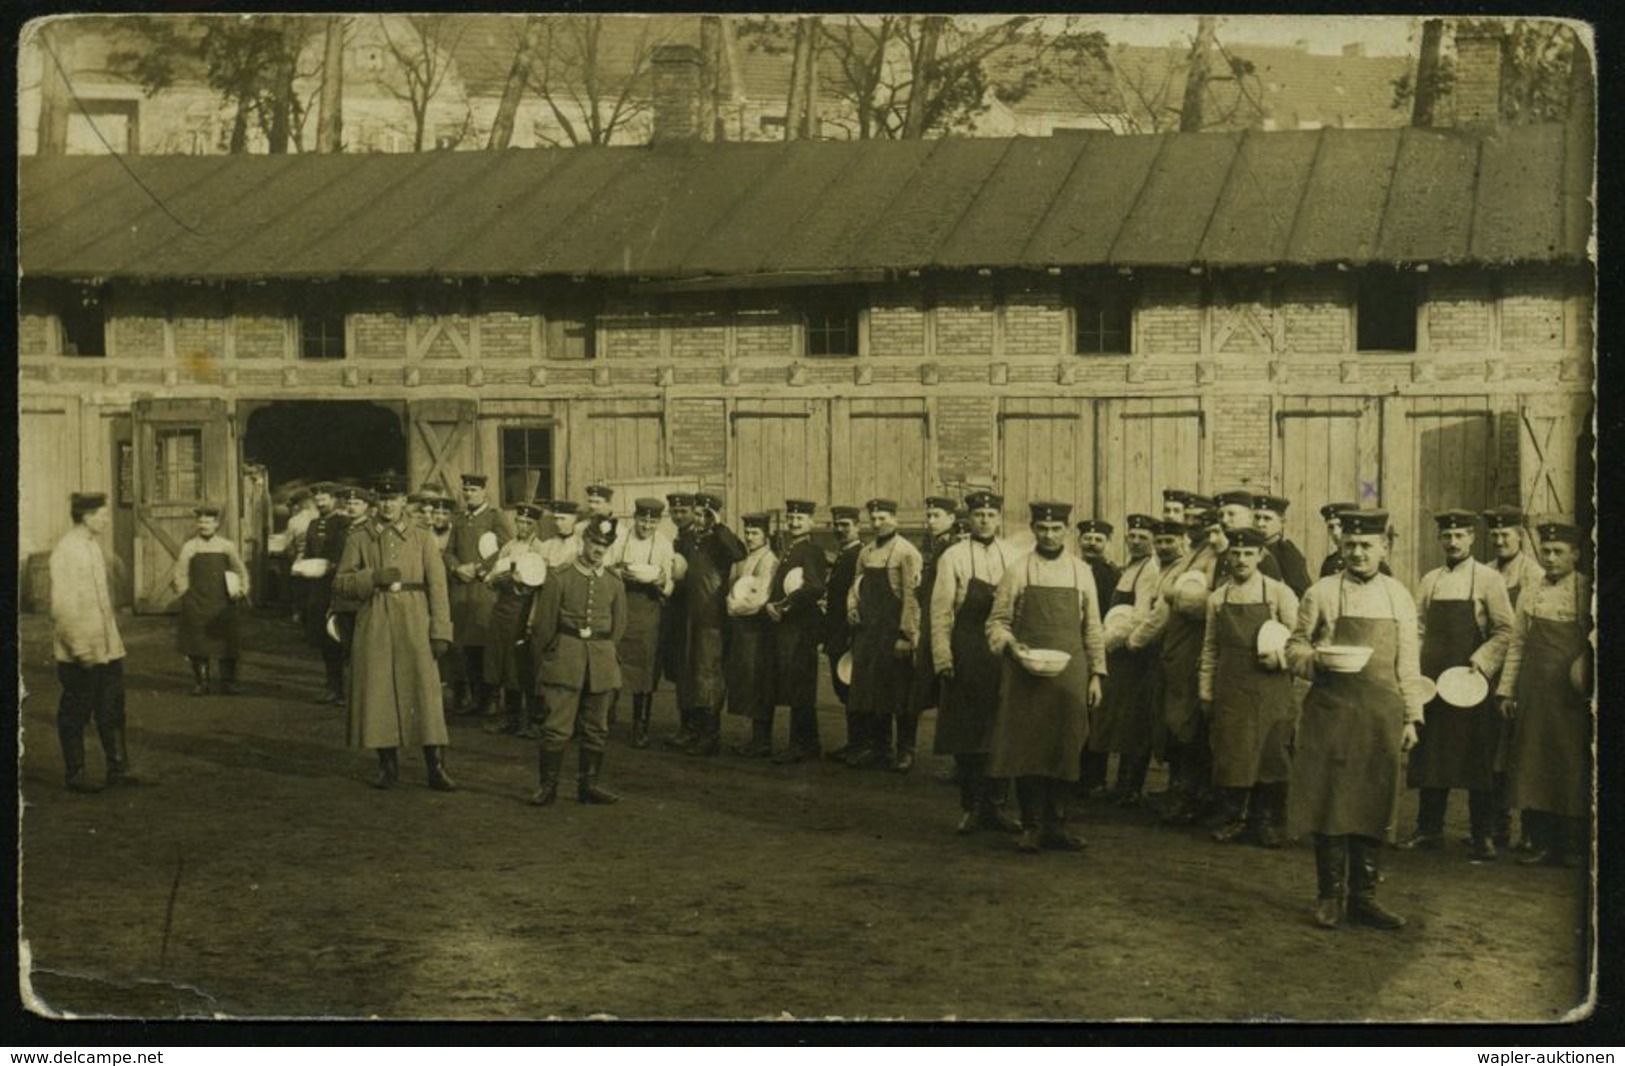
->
[652,43,703,143]
[1453,27,1505,128]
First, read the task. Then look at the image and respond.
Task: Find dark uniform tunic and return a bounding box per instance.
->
[676,523,746,711]
[445,503,515,648]
[1092,555,1161,756]
[482,537,548,692]
[769,535,828,710]
[908,531,958,714]
[822,539,863,702]
[529,558,628,753]
[930,537,1013,756]
[1269,537,1313,598]
[301,509,350,648]
[724,546,778,721]
[662,525,697,684]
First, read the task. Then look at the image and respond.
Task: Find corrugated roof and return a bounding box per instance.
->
[19,125,1588,282]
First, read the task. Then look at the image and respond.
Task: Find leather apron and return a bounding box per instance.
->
[989,558,1089,781]
[1408,566,1497,791]
[677,532,728,710]
[724,551,775,721]
[1209,588,1295,787]
[1160,568,1208,745]
[908,537,948,714]
[1091,564,1154,755]
[179,549,240,658]
[932,549,1002,756]
[617,539,666,695]
[1288,579,1406,841]
[769,541,824,709]
[1506,582,1590,818]
[848,541,913,717]
[484,581,540,691]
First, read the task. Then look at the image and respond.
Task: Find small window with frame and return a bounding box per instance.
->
[1356,270,1418,352]
[58,285,107,357]
[153,427,204,502]
[543,289,598,360]
[500,426,555,505]
[297,285,347,359]
[1073,281,1134,355]
[803,289,863,357]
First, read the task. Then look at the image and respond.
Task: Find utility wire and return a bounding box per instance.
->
[35,27,202,235]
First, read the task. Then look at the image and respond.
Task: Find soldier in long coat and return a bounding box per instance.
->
[1401,510,1515,860]
[605,497,677,748]
[173,504,250,696]
[1198,526,1300,847]
[333,475,456,792]
[1482,504,1553,851]
[821,505,864,759]
[659,492,698,747]
[844,498,923,770]
[932,490,1021,834]
[676,492,746,755]
[1496,521,1592,868]
[725,514,779,755]
[1075,517,1121,795]
[1094,514,1163,806]
[764,499,828,763]
[481,502,549,737]
[986,501,1106,853]
[444,473,515,718]
[527,516,628,806]
[1287,509,1423,930]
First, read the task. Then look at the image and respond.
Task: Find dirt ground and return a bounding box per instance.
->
[15,610,1594,1023]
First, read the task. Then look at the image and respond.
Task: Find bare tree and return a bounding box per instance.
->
[373,14,468,151]
[315,16,346,152]
[1052,26,1262,135]
[1392,18,1586,125]
[487,16,543,149]
[528,15,670,147]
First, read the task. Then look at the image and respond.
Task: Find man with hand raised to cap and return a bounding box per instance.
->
[845,498,923,770]
[1402,509,1515,861]
[1254,494,1312,598]
[174,504,251,696]
[765,499,829,764]
[1497,521,1592,868]
[986,501,1106,854]
[676,492,746,756]
[445,473,515,719]
[333,474,457,792]
[605,497,677,749]
[51,492,142,793]
[1198,526,1300,847]
[1075,517,1120,797]
[1287,508,1423,930]
[932,491,1021,835]
[1093,514,1163,807]
[821,504,865,760]
[481,502,550,738]
[527,515,628,806]
[902,496,960,773]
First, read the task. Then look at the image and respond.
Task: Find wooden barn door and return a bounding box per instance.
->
[131,398,231,614]
[998,397,1094,537]
[1094,397,1204,531]
[409,399,479,496]
[1518,393,1592,521]
[1276,396,1383,571]
[730,399,831,519]
[568,400,666,500]
[835,399,932,528]
[1385,396,1498,586]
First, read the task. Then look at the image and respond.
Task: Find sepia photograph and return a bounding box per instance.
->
[13,10,1598,1026]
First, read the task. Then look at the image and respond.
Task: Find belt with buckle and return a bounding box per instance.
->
[558,624,612,641]
[381,583,427,593]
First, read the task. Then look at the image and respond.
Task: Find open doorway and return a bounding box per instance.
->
[242,401,408,490]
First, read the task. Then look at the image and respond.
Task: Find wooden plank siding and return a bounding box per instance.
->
[1095,398,1206,526]
[729,398,832,519]
[836,398,933,526]
[1384,395,1499,586]
[132,397,232,613]
[1275,396,1382,568]
[998,397,1094,535]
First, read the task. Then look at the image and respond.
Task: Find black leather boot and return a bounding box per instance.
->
[1349,835,1407,929]
[578,749,621,805]
[517,692,543,740]
[1211,787,1252,843]
[683,710,720,756]
[630,695,651,749]
[1254,782,1287,848]
[1039,780,1087,851]
[103,726,147,787]
[531,747,565,806]
[217,657,239,696]
[60,723,102,793]
[424,746,457,791]
[1078,750,1110,798]
[189,657,210,697]
[893,714,918,774]
[370,748,400,790]
[483,689,520,735]
[978,773,1024,834]
[1313,834,1347,929]
[663,708,696,751]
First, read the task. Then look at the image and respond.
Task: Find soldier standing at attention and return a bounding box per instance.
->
[902,496,960,773]
[528,515,628,806]
[821,504,865,760]
[1482,504,1551,852]
[986,501,1107,853]
[1402,510,1515,861]
[1254,494,1312,598]
[174,504,250,697]
[844,498,923,771]
[481,502,550,738]
[301,483,352,705]
[1496,521,1592,868]
[50,491,143,792]
[1287,509,1423,930]
[764,499,829,764]
[932,490,1021,834]
[605,497,677,749]
[1093,514,1162,806]
[445,473,514,718]
[659,492,698,748]
[333,474,456,792]
[724,513,779,756]
[1198,526,1300,847]
[1075,517,1121,796]
[676,493,746,756]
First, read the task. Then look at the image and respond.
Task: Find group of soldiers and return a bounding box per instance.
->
[47,469,1592,932]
